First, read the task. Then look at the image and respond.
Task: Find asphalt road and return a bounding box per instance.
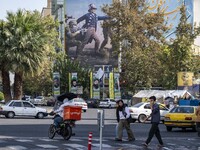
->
[0,108,200,150]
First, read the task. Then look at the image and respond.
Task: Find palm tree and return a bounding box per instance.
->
[0,20,12,101]
[0,9,58,101]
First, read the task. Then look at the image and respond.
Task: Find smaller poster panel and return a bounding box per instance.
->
[90,72,93,98]
[114,73,121,99]
[177,72,194,86]
[70,72,78,94]
[53,72,60,96]
[109,72,114,99]
[93,73,100,99]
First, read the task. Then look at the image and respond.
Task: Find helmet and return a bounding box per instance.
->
[88,3,97,11]
[68,20,77,26]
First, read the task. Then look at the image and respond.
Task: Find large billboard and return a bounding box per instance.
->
[65,0,118,67]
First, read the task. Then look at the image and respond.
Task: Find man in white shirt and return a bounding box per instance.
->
[52,98,73,128]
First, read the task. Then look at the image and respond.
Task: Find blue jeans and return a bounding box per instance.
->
[54,115,63,127]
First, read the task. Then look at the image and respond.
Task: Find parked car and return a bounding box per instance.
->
[47,98,56,106]
[129,102,169,123]
[0,100,48,119]
[31,96,46,106]
[68,98,88,112]
[99,98,116,108]
[22,95,32,101]
[164,106,197,131]
[86,98,100,108]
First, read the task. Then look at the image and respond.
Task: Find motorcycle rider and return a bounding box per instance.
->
[51,98,73,129]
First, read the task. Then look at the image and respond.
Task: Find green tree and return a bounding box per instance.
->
[0,9,59,101]
[102,0,168,92]
[160,5,200,89]
[0,91,4,101]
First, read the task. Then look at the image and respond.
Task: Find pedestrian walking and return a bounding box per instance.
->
[143,96,164,147]
[195,102,200,137]
[115,100,135,142]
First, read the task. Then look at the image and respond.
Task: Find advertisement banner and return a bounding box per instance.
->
[109,72,114,99]
[90,72,93,98]
[69,72,78,94]
[53,72,60,96]
[177,72,194,86]
[114,73,121,99]
[93,73,100,99]
[65,0,117,67]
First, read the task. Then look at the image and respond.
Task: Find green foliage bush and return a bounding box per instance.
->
[0,92,4,101]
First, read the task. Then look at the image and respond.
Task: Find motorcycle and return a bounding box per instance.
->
[48,92,78,140]
[48,117,76,140]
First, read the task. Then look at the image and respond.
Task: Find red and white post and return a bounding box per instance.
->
[88,132,92,150]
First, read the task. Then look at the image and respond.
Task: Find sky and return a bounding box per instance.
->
[0,0,47,20]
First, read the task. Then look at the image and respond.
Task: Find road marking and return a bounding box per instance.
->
[36,144,58,148]
[15,139,33,142]
[0,146,27,150]
[92,143,112,148]
[63,143,86,148]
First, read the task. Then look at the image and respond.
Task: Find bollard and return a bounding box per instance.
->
[88,132,92,150]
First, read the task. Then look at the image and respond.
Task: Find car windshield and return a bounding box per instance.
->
[170,107,194,113]
[101,100,108,102]
[36,96,43,99]
[133,102,144,108]
[73,98,85,102]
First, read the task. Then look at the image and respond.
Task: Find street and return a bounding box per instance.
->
[0,108,200,150]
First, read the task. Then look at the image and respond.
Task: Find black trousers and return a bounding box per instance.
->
[145,123,163,145]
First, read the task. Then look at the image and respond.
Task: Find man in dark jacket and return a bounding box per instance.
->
[143,96,164,147]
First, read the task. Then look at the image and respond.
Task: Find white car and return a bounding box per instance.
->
[68,98,88,112]
[99,98,116,108]
[129,102,169,123]
[32,96,46,105]
[0,100,48,119]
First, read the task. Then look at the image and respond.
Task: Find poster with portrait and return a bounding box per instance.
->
[93,73,100,99]
[69,72,78,94]
[109,72,114,99]
[53,72,60,96]
[65,0,117,67]
[177,72,194,91]
[114,73,121,99]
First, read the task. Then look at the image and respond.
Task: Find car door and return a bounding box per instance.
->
[22,101,36,116]
[159,104,169,119]
[11,101,23,115]
[143,104,151,116]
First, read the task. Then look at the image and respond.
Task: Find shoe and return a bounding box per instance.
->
[115,138,122,141]
[142,143,148,147]
[157,144,164,147]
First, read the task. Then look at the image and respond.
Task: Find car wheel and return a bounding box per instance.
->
[83,110,86,112]
[138,114,147,123]
[37,112,44,119]
[7,112,15,118]
[166,126,172,131]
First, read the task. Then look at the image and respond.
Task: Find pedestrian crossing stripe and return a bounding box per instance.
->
[15,139,32,142]
[36,144,58,148]
[92,143,112,148]
[63,144,86,148]
[0,146,27,150]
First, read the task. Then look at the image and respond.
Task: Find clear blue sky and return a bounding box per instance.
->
[0,0,47,20]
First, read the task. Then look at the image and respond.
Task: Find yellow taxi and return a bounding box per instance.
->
[164,106,197,131]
